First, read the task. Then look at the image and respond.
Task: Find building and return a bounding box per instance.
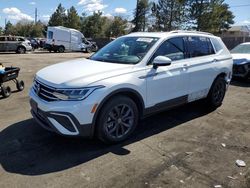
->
[221,25,250,37]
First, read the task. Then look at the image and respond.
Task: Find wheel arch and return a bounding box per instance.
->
[17,45,26,51]
[91,88,145,137]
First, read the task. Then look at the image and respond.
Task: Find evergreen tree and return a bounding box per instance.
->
[48,3,67,26]
[81,11,104,38]
[187,0,234,33]
[106,17,127,37]
[4,21,15,35]
[132,0,150,32]
[203,0,234,33]
[155,0,186,31]
[65,6,81,30]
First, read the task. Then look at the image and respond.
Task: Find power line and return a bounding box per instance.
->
[230,4,250,8]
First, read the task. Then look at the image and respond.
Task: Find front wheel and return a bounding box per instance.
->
[96,96,139,144]
[17,46,26,54]
[205,76,226,109]
[86,47,92,53]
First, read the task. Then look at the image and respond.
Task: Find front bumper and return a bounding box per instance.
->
[233,63,250,78]
[31,106,93,138]
[29,89,97,137]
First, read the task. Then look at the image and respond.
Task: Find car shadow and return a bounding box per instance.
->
[0,101,211,176]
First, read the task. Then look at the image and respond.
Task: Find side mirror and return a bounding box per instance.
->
[153,56,172,69]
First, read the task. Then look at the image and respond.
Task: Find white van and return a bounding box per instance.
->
[45,26,87,53]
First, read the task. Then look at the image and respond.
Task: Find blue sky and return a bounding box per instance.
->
[0,0,249,28]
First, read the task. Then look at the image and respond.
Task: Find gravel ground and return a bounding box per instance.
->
[0,52,250,188]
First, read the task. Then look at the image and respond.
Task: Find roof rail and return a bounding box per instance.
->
[169,30,214,36]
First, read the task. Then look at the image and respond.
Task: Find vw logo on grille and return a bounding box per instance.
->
[36,84,41,95]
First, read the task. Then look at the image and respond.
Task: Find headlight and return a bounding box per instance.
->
[53,86,104,101]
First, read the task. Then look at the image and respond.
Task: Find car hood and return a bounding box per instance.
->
[36,58,134,88]
[231,53,250,65]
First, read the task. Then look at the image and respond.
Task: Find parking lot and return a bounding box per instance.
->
[0,52,249,188]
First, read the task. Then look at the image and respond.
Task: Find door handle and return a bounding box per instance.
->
[183,64,188,67]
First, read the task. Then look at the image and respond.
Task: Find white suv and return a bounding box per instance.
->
[29,31,233,143]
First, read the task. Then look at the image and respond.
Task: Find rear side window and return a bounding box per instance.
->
[0,37,5,41]
[7,37,15,41]
[16,38,25,41]
[186,36,215,58]
[48,31,53,39]
[150,37,185,62]
[211,38,223,53]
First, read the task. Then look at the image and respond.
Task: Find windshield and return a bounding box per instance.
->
[90,37,159,64]
[231,44,250,54]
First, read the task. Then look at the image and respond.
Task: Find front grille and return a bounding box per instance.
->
[33,80,59,102]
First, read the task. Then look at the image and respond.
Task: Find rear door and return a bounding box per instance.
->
[7,37,19,51]
[184,36,217,102]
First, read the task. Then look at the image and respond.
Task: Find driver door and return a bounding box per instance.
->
[146,37,189,108]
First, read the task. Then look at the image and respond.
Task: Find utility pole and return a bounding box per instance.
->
[5,18,7,28]
[35,8,38,24]
[134,0,139,31]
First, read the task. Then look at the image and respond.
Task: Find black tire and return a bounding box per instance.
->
[16,46,26,54]
[1,86,11,98]
[58,46,65,53]
[205,76,226,109]
[92,44,98,52]
[96,96,139,144]
[16,80,25,91]
[86,47,92,53]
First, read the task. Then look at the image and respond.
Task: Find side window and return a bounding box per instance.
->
[0,37,5,41]
[211,38,223,53]
[150,37,185,63]
[7,37,15,41]
[48,31,53,39]
[17,38,25,41]
[186,36,214,58]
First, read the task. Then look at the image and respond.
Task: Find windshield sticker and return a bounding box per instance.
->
[136,38,154,43]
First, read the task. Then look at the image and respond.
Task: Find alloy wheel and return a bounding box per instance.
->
[104,104,135,139]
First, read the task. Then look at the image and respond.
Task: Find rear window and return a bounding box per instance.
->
[186,36,215,58]
[16,38,25,41]
[48,31,53,39]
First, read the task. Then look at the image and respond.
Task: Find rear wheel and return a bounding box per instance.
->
[58,46,65,53]
[1,86,12,98]
[17,46,26,54]
[16,80,25,91]
[205,76,226,109]
[96,96,139,144]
